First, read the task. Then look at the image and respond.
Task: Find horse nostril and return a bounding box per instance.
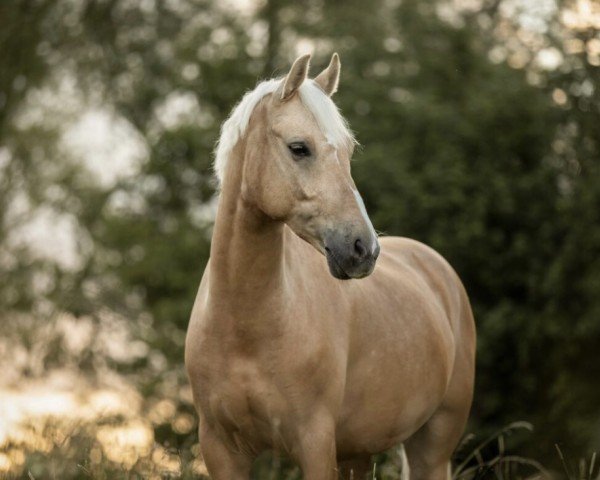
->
[354,238,368,259]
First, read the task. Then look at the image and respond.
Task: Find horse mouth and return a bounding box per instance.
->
[325,247,351,280]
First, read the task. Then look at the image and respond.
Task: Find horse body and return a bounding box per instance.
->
[185,54,475,479]
[335,236,471,453]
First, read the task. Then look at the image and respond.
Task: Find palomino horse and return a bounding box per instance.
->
[185,53,476,480]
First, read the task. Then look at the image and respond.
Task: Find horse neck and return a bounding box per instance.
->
[208,141,287,320]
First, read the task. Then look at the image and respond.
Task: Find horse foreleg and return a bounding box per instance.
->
[403,405,469,480]
[198,424,253,480]
[294,413,338,480]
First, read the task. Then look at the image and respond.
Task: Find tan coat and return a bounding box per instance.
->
[185,54,476,480]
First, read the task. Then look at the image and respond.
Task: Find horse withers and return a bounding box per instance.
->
[185,53,476,480]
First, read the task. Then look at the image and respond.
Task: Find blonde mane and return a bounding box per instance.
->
[213,78,356,183]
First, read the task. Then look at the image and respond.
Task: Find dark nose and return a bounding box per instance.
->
[354,237,379,261]
[354,238,367,259]
[324,232,380,280]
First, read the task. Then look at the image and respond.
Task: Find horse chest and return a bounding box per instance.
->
[203,356,294,450]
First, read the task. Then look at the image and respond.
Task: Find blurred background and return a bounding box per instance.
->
[1,0,599,478]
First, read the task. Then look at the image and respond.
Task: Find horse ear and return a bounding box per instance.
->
[281,54,311,101]
[314,53,340,96]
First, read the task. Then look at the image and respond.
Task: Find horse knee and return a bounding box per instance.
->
[198,426,253,480]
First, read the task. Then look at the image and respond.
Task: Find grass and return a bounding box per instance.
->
[555,446,599,480]
[452,421,548,479]
[0,416,202,480]
[1,417,599,480]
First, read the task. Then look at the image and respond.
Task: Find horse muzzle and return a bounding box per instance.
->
[324,233,380,280]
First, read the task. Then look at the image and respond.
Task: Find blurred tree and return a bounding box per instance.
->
[1,0,599,470]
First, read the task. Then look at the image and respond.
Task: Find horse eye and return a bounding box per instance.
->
[288,142,311,158]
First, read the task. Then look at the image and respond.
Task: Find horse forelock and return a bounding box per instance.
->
[297,80,356,150]
[213,78,356,184]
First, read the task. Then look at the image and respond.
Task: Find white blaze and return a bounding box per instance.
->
[353,189,378,252]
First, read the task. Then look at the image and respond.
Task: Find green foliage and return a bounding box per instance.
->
[1,0,600,472]
[1,417,202,480]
